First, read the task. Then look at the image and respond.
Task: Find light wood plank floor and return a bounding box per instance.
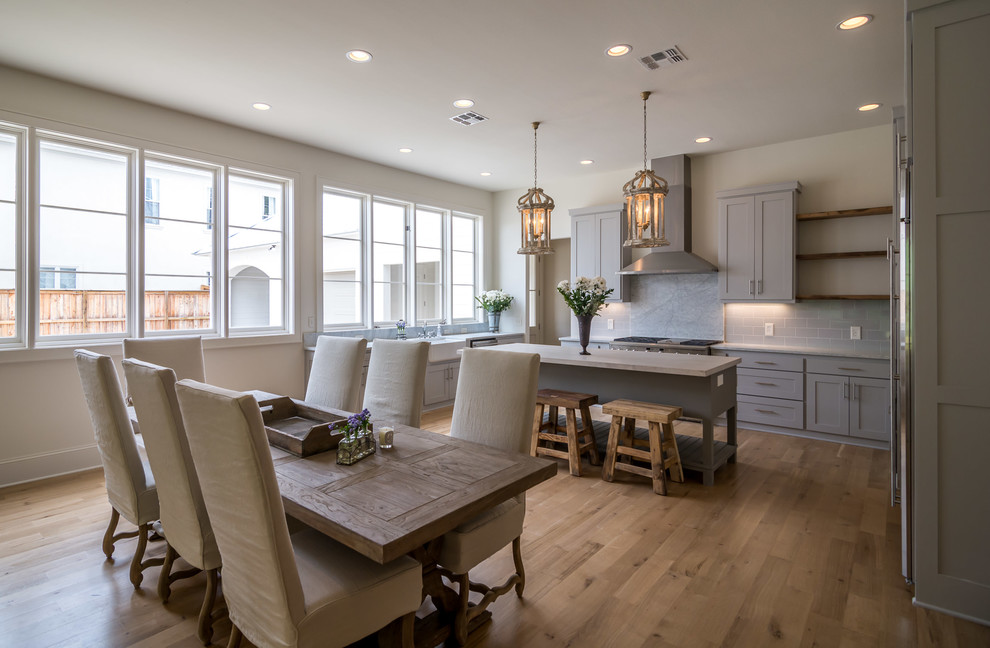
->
[2,408,988,647]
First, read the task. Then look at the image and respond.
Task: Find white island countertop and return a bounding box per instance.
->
[492,343,740,378]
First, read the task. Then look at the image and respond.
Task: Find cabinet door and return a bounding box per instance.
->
[571,214,597,281]
[849,377,890,441]
[447,362,460,402]
[423,364,449,406]
[806,373,849,435]
[718,196,756,299]
[755,191,795,301]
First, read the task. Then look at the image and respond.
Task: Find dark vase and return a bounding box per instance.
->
[576,314,593,355]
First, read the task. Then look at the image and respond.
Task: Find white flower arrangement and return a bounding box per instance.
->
[475,289,514,313]
[556,275,614,317]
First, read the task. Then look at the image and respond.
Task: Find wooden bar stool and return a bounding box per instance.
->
[530,389,602,476]
[600,399,684,495]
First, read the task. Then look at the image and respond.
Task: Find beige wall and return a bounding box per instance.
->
[0,65,493,486]
[494,124,892,343]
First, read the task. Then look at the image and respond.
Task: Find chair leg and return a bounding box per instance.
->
[129,523,165,589]
[197,568,220,646]
[227,625,242,648]
[158,543,178,602]
[580,404,602,466]
[648,421,668,496]
[512,536,525,598]
[564,407,582,476]
[530,403,544,456]
[602,415,622,482]
[103,508,120,559]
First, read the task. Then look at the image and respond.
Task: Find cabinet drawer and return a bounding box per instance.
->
[738,395,804,430]
[806,356,887,379]
[720,350,804,372]
[738,368,803,400]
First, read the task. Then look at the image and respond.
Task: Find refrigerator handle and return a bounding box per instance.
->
[888,237,899,505]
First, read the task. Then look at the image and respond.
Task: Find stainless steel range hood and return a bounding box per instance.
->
[618,154,718,275]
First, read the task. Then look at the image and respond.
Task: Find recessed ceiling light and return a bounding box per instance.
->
[345,49,373,63]
[858,103,882,112]
[605,44,632,57]
[695,136,712,144]
[580,160,594,165]
[837,15,873,30]
[480,172,492,177]
[453,99,475,109]
[398,147,413,153]
[252,102,271,111]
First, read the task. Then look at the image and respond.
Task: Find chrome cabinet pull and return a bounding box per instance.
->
[755,381,777,386]
[843,383,849,398]
[749,280,755,295]
[837,367,863,371]
[757,279,763,294]
[754,361,776,365]
[755,409,778,415]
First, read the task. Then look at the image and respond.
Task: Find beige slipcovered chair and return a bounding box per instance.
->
[123,336,206,433]
[174,379,422,648]
[362,339,430,427]
[304,336,368,412]
[122,358,222,645]
[436,347,541,645]
[74,349,162,588]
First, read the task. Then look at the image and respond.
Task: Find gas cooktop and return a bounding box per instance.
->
[612,336,722,346]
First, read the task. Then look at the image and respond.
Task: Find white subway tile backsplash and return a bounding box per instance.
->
[724,300,889,352]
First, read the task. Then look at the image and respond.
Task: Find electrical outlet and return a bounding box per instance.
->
[850,326,862,340]
[307,316,315,329]
[607,318,614,330]
[764,322,774,336]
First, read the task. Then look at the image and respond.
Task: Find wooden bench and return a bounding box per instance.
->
[601,399,684,495]
[530,389,601,476]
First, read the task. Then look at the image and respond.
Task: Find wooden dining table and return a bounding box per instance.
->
[251,392,558,646]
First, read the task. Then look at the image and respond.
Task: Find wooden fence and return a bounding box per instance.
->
[0,289,211,337]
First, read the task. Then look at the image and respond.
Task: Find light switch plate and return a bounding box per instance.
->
[765,323,774,336]
[850,326,862,340]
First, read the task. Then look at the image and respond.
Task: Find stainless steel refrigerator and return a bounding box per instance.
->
[890,106,913,584]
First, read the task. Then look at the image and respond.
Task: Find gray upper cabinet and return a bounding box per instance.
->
[569,204,630,302]
[716,182,801,301]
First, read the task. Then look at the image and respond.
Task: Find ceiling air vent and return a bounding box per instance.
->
[450,111,489,126]
[639,46,687,71]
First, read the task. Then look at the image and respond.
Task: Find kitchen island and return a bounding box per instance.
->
[491,344,741,485]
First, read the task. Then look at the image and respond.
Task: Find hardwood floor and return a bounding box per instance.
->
[2,408,987,647]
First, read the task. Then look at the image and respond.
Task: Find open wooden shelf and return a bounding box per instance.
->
[796,206,892,221]
[796,294,889,300]
[796,250,887,261]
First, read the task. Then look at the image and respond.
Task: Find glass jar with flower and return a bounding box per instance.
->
[396,319,407,340]
[556,276,614,355]
[336,408,376,465]
[475,289,514,332]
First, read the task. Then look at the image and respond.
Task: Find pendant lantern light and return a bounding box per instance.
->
[622,91,670,247]
[517,122,555,255]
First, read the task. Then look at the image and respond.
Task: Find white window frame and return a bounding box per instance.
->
[319,187,367,330]
[450,211,482,324]
[0,122,27,350]
[33,130,137,348]
[413,205,446,326]
[370,197,412,327]
[225,168,292,337]
[139,152,223,339]
[319,185,484,331]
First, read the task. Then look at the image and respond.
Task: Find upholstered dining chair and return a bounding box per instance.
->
[123,336,206,433]
[304,335,368,412]
[362,339,430,427]
[437,347,541,645]
[122,358,222,645]
[174,379,422,648]
[74,349,162,589]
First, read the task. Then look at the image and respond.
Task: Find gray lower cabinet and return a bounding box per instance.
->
[714,348,889,445]
[424,360,459,407]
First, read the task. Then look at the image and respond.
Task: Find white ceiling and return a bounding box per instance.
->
[0,0,904,192]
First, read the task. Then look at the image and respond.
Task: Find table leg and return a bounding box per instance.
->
[727,406,738,464]
[701,417,715,487]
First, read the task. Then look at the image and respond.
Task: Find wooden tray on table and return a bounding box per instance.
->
[257,396,346,457]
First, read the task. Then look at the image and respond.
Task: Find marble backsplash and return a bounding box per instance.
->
[583,273,723,339]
